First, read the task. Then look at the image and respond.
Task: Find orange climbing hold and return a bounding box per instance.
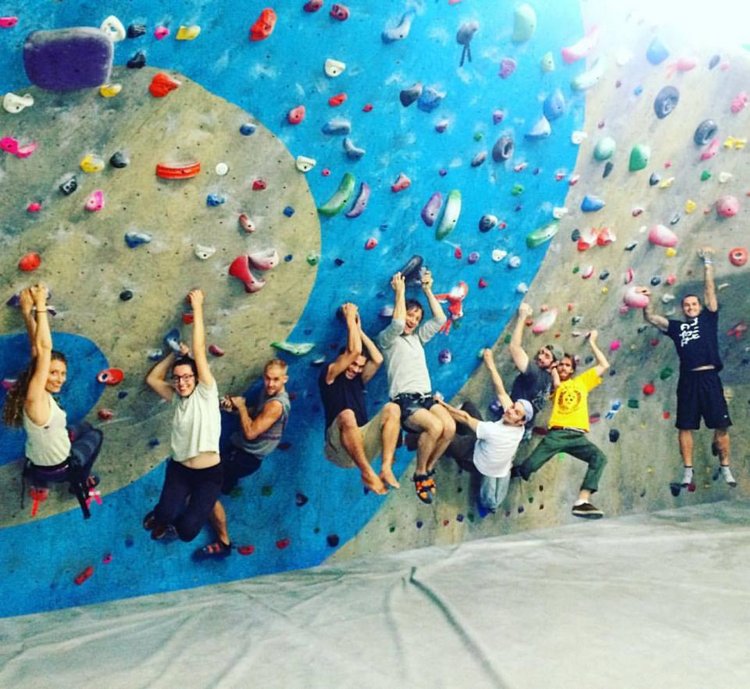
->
[155,161,201,179]
[729,247,748,267]
[250,8,277,41]
[149,72,181,98]
[97,368,124,385]
[18,252,41,272]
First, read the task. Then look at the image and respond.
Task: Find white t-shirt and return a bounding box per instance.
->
[23,393,71,466]
[472,420,524,478]
[170,379,221,462]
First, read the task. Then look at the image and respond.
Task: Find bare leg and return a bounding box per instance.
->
[337,410,387,494]
[678,429,693,467]
[425,405,456,473]
[578,489,591,503]
[410,408,444,475]
[379,402,401,489]
[713,427,730,466]
[209,500,231,546]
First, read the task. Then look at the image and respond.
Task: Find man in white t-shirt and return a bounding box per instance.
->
[439,349,533,513]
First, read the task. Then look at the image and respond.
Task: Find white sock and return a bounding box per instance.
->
[720,465,736,486]
[681,467,694,485]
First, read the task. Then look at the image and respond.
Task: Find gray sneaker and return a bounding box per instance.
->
[572,502,604,519]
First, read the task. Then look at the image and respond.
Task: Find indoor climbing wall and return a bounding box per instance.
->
[0,1,747,618]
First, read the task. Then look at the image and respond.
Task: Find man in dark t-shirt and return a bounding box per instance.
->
[640,247,735,490]
[319,303,401,494]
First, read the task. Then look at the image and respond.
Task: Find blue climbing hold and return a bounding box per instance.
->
[239,122,256,136]
[646,37,670,65]
[543,89,565,121]
[580,195,605,212]
[417,86,444,113]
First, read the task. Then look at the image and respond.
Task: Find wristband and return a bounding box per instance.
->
[703,259,713,266]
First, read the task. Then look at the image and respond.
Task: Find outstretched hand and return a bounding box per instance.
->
[390,272,406,293]
[518,302,532,318]
[186,288,204,308]
[19,288,34,316]
[420,269,434,291]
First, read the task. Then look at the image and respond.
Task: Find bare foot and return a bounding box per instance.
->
[380,467,401,489]
[362,472,387,495]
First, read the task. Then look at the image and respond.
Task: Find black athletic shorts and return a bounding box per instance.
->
[675,369,732,430]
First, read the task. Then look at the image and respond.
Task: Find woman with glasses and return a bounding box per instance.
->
[142,288,223,542]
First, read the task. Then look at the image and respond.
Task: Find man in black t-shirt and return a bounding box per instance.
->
[640,247,735,489]
[319,303,401,494]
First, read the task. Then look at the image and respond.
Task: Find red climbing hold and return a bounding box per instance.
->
[97,368,124,385]
[330,4,350,21]
[18,252,41,272]
[155,161,201,179]
[26,202,42,213]
[391,173,411,192]
[237,545,255,555]
[362,103,373,112]
[182,313,194,325]
[328,93,347,107]
[252,179,267,191]
[249,8,277,41]
[478,278,488,288]
[642,382,656,396]
[304,1,323,12]
[74,565,94,585]
[729,247,748,267]
[229,255,266,293]
[454,247,463,259]
[364,238,378,250]
[97,408,114,421]
[287,105,306,124]
[209,344,225,357]
[276,538,291,550]
[149,72,181,98]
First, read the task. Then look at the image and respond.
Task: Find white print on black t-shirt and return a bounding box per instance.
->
[678,318,700,348]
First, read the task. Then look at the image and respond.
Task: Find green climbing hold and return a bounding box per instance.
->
[629,144,650,171]
[627,398,640,409]
[659,366,674,380]
[526,221,559,249]
[473,131,483,141]
[512,3,537,43]
[593,137,616,161]
[271,341,315,356]
[318,172,356,216]
[511,183,524,196]
[436,189,462,240]
[700,170,712,181]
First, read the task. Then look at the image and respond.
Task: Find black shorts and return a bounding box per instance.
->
[392,393,436,432]
[675,369,732,430]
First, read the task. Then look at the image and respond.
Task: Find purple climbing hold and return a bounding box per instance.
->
[498,57,516,79]
[23,28,113,91]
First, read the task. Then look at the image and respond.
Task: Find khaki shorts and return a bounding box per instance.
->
[324,409,384,468]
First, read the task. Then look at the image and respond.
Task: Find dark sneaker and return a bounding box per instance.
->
[151,523,178,541]
[142,510,157,531]
[193,541,233,560]
[571,502,604,519]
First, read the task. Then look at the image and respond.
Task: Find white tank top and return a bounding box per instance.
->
[23,393,71,466]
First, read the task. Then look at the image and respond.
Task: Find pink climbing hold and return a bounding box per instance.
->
[330,4,350,21]
[229,255,266,293]
[276,538,291,549]
[97,408,114,421]
[154,26,169,39]
[730,92,748,114]
[252,179,267,191]
[391,173,411,192]
[26,202,42,213]
[0,136,37,158]
[287,105,306,125]
[531,308,558,334]
[700,138,720,161]
[609,340,621,352]
[561,26,599,64]
[364,238,378,250]
[716,195,739,218]
[304,1,323,12]
[249,8,277,41]
[248,248,279,271]
[648,224,678,248]
[0,16,18,28]
[97,368,124,385]
[238,213,255,233]
[18,252,41,272]
[208,344,225,357]
[498,57,516,79]
[84,189,104,212]
[623,286,649,309]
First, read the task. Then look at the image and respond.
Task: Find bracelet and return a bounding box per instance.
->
[703,259,713,266]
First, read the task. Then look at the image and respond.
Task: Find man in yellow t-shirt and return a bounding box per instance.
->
[514,330,609,518]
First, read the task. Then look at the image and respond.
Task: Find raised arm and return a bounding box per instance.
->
[482,348,512,411]
[437,399,480,433]
[421,270,447,324]
[146,348,182,402]
[24,284,54,425]
[639,287,669,332]
[360,322,383,384]
[230,396,283,441]
[508,302,533,373]
[587,330,610,377]
[187,289,214,387]
[19,288,38,357]
[700,247,718,312]
[325,303,363,384]
[378,273,407,350]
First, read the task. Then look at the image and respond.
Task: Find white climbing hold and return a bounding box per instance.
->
[295,155,317,173]
[324,58,346,78]
[3,92,34,113]
[571,130,587,145]
[194,244,216,260]
[215,162,229,176]
[492,249,508,262]
[100,15,127,42]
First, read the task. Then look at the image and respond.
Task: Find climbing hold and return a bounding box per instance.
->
[730,92,748,114]
[252,179,267,191]
[471,151,487,167]
[26,202,42,213]
[330,4,350,21]
[126,51,146,69]
[531,309,557,334]
[728,247,748,267]
[229,255,266,293]
[249,8,277,41]
[498,57,517,79]
[653,86,679,119]
[153,26,169,40]
[508,255,521,268]
[345,182,370,218]
[399,82,422,107]
[526,221,558,249]
[343,137,366,160]
[629,144,650,171]
[74,565,94,586]
[716,195,739,218]
[642,383,655,396]
[295,155,316,173]
[124,231,152,248]
[321,117,351,135]
[0,16,18,28]
[419,193,443,227]
[694,119,718,146]
[540,52,555,72]
[561,26,599,63]
[100,15,126,42]
[248,248,279,271]
[319,172,356,216]
[215,163,229,177]
[525,115,551,140]
[127,23,146,39]
[304,0,323,11]
[97,368,124,385]
[237,214,255,234]
[98,409,114,421]
[382,9,415,43]
[468,251,480,264]
[511,183,524,196]
[0,136,37,159]
[581,196,605,212]
[272,341,314,356]
[512,3,537,43]
[478,214,498,232]
[364,238,378,250]
[543,90,565,121]
[59,176,78,195]
[328,93,347,107]
[276,538,291,550]
[438,349,452,364]
[398,254,424,285]
[492,135,514,162]
[391,173,411,193]
[149,72,181,97]
[646,38,670,65]
[18,252,41,272]
[175,25,201,41]
[195,244,216,260]
[208,344,225,358]
[622,286,649,309]
[648,224,678,248]
[580,265,595,279]
[84,190,104,212]
[206,193,226,207]
[3,92,34,113]
[287,105,305,125]
[239,122,256,136]
[456,21,478,67]
[324,58,346,77]
[79,154,105,173]
[608,429,620,443]
[570,58,605,91]
[435,190,461,240]
[418,86,445,113]
[659,366,674,380]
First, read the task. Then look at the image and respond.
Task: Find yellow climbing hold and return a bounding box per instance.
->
[99,83,122,98]
[665,247,677,257]
[176,25,201,40]
[722,136,746,150]
[79,154,105,173]
[601,286,609,294]
[684,199,697,214]
[658,177,674,189]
